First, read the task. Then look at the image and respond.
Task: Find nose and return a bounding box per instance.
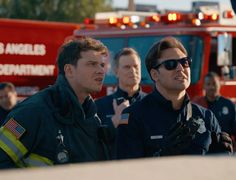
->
[97,64,106,74]
[209,84,216,90]
[130,66,137,73]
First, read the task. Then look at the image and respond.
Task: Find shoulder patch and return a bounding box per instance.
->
[3,118,26,139]
[119,113,129,125]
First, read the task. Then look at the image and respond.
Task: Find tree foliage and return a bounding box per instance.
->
[0,0,113,22]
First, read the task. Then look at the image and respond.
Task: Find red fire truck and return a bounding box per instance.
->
[0,18,79,97]
[74,9,236,102]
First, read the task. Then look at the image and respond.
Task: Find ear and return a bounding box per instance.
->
[150,69,159,82]
[64,64,73,77]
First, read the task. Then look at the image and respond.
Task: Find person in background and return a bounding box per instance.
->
[193,72,236,149]
[95,48,146,159]
[0,82,18,126]
[0,37,109,169]
[116,37,233,159]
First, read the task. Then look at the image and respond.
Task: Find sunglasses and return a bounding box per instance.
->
[153,57,192,71]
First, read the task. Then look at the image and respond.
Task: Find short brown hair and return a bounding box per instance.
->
[0,82,16,91]
[204,71,220,81]
[113,48,140,69]
[145,37,187,75]
[57,37,108,74]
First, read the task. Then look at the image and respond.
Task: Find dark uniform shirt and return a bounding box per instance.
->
[116,88,221,159]
[95,87,146,159]
[193,96,236,136]
[0,107,10,126]
[0,75,109,169]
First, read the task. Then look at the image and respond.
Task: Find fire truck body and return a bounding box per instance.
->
[0,18,79,97]
[74,11,236,102]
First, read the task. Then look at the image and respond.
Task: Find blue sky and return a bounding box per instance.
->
[112,0,232,10]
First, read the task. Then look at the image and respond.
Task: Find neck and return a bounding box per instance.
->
[119,83,139,97]
[156,85,186,110]
[76,92,88,105]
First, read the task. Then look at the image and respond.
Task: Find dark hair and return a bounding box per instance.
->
[0,82,16,91]
[57,37,108,74]
[113,48,140,69]
[145,36,187,75]
[204,71,220,81]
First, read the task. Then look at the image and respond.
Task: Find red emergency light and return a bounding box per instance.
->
[122,16,130,24]
[163,12,182,23]
[84,18,94,25]
[146,15,160,22]
[223,10,234,19]
[196,12,219,23]
[209,13,219,21]
[109,17,118,25]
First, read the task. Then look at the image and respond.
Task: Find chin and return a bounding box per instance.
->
[179,81,190,87]
[91,87,102,93]
[175,84,188,91]
[127,81,139,86]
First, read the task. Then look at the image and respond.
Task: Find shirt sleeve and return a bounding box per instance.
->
[0,104,44,168]
[232,103,236,135]
[0,149,17,169]
[208,109,221,133]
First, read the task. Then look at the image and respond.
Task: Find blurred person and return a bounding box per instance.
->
[193,72,236,148]
[0,37,109,169]
[95,48,146,159]
[116,37,233,159]
[0,82,18,126]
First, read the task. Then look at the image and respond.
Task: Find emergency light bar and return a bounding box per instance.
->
[88,10,235,29]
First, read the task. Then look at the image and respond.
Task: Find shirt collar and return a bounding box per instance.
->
[151,87,190,111]
[54,74,96,124]
[114,86,144,104]
[205,95,220,105]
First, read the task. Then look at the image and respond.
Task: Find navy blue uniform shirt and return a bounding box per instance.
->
[95,87,146,159]
[207,96,236,136]
[117,88,221,159]
[0,107,10,126]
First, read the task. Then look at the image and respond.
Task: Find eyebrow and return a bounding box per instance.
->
[86,60,99,63]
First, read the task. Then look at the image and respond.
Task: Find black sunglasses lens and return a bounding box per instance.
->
[163,60,178,70]
[155,57,191,71]
[180,58,191,67]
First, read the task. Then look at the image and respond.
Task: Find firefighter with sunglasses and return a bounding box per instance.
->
[116,37,233,159]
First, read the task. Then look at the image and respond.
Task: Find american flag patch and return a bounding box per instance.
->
[3,118,26,139]
[119,113,129,124]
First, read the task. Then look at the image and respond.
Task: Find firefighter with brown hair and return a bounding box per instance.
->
[0,37,109,169]
[117,37,233,159]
